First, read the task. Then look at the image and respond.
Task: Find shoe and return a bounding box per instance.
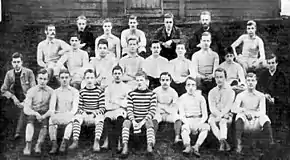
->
[192,145,201,158]
[23,142,32,156]
[182,144,191,157]
[93,139,100,152]
[34,142,42,154]
[219,140,225,151]
[49,141,58,154]
[59,139,68,153]
[224,140,231,151]
[120,143,129,159]
[147,142,154,153]
[68,139,79,150]
[174,136,182,143]
[101,137,109,150]
[236,144,243,154]
[14,133,21,140]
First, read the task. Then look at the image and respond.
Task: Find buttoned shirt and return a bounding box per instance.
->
[119,53,144,78]
[208,84,235,113]
[95,34,121,59]
[37,38,70,66]
[231,34,265,58]
[219,61,246,85]
[170,56,196,83]
[50,86,79,113]
[121,29,146,52]
[143,55,170,78]
[192,49,219,77]
[24,85,54,112]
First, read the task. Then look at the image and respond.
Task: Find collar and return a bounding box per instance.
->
[217,84,229,90]
[46,38,56,44]
[163,26,176,36]
[246,89,259,96]
[14,68,22,74]
[269,69,276,76]
[59,86,73,91]
[102,33,114,39]
[37,85,49,92]
[127,53,139,58]
[177,56,186,61]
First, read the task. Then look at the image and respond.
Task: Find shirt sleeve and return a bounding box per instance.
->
[145,92,157,120]
[97,89,106,115]
[208,90,220,116]
[139,31,147,48]
[120,31,127,49]
[37,43,46,67]
[77,91,85,114]
[127,92,135,121]
[231,35,244,48]
[1,72,14,99]
[258,38,265,59]
[231,93,243,113]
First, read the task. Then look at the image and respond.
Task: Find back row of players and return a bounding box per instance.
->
[2,11,286,158]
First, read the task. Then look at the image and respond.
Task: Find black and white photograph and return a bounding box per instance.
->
[0,0,290,159]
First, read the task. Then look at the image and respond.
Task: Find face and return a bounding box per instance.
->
[185,79,197,95]
[246,25,256,37]
[160,74,171,89]
[37,73,49,87]
[176,44,186,56]
[200,14,211,28]
[59,73,71,87]
[151,43,161,56]
[11,57,23,71]
[200,35,211,49]
[84,72,96,86]
[70,37,80,49]
[215,71,226,87]
[246,76,257,90]
[164,18,173,30]
[267,57,277,71]
[103,22,112,34]
[45,26,56,38]
[128,19,138,30]
[225,53,234,62]
[98,44,108,58]
[113,69,123,83]
[128,40,138,53]
[136,76,147,90]
[77,19,87,31]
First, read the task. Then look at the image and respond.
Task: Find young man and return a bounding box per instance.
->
[75,15,95,58]
[119,37,145,90]
[37,24,70,81]
[120,71,157,157]
[219,47,246,87]
[95,19,121,60]
[170,42,196,96]
[1,52,36,139]
[154,13,182,61]
[23,69,54,155]
[68,69,105,152]
[192,32,219,95]
[121,15,147,57]
[58,33,89,90]
[232,72,274,154]
[231,20,265,71]
[143,40,170,90]
[257,54,289,137]
[101,65,130,156]
[187,11,224,60]
[91,38,117,89]
[48,69,79,154]
[152,72,182,143]
[179,77,210,157]
[208,68,235,151]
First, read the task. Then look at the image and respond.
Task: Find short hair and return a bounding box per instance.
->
[127,37,139,44]
[224,47,234,55]
[135,71,148,80]
[69,32,81,40]
[112,64,123,74]
[97,38,109,47]
[84,69,96,78]
[245,72,257,80]
[215,67,227,79]
[102,19,112,25]
[77,15,87,21]
[176,41,186,47]
[151,40,161,47]
[12,52,23,60]
[247,20,256,27]
[201,31,212,38]
[185,76,196,84]
[266,53,277,61]
[45,24,55,31]
[59,68,70,76]
[159,72,172,80]
[200,11,211,17]
[129,15,137,21]
[164,13,174,19]
[37,68,48,76]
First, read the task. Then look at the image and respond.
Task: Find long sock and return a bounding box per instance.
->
[103,118,112,146]
[210,122,221,140]
[25,123,34,142]
[146,127,155,144]
[196,130,208,146]
[72,120,81,140]
[37,127,48,143]
[122,127,130,144]
[181,129,190,145]
[49,124,57,141]
[263,122,274,142]
[174,120,182,136]
[235,118,244,140]
[95,121,104,140]
[153,119,159,134]
[219,120,228,140]
[114,117,124,148]
[63,122,73,140]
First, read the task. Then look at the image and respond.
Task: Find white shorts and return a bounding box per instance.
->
[46,62,65,76]
[74,112,105,125]
[181,117,210,135]
[236,55,265,69]
[50,112,74,125]
[236,113,270,131]
[208,113,233,125]
[105,108,127,120]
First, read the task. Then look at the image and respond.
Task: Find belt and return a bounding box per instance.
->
[186,115,201,118]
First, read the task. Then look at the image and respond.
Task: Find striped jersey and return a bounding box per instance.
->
[127,88,157,122]
[78,86,105,115]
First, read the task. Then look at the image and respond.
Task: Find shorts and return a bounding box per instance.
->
[105,108,127,120]
[236,113,270,131]
[50,112,74,125]
[27,115,49,127]
[181,117,210,135]
[208,113,233,125]
[154,106,179,123]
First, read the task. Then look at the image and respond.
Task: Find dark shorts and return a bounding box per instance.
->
[27,111,49,127]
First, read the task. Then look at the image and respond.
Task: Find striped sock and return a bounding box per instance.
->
[95,121,104,140]
[72,120,81,140]
[122,127,130,144]
[146,128,155,144]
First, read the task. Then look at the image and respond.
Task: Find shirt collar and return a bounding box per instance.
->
[102,33,114,39]
[127,53,139,58]
[37,85,49,92]
[269,69,276,76]
[46,38,56,44]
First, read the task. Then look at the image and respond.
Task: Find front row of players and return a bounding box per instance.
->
[21,65,274,157]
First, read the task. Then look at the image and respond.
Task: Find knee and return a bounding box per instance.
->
[123,120,131,128]
[104,117,112,123]
[201,123,210,131]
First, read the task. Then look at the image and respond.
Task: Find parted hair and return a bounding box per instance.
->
[214,67,227,79]
[84,68,96,78]
[12,52,23,60]
[97,38,109,47]
[37,68,48,76]
[112,64,123,74]
[159,72,172,80]
[135,71,148,80]
[59,68,70,76]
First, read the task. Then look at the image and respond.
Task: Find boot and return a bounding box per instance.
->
[182,144,191,157]
[147,142,154,153]
[93,138,100,152]
[49,140,58,154]
[120,143,129,158]
[219,139,225,151]
[59,139,68,153]
[23,142,32,156]
[192,144,201,158]
[68,139,79,150]
[34,142,43,154]
[101,136,109,149]
[236,139,243,154]
[224,140,231,151]
[174,135,182,143]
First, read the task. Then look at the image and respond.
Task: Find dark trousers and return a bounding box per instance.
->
[103,117,125,150]
[170,81,186,97]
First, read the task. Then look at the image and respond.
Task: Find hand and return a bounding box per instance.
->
[165,40,173,46]
[245,114,253,120]
[132,120,139,129]
[196,43,201,48]
[79,43,86,48]
[12,96,20,107]
[162,42,171,48]
[35,112,43,122]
